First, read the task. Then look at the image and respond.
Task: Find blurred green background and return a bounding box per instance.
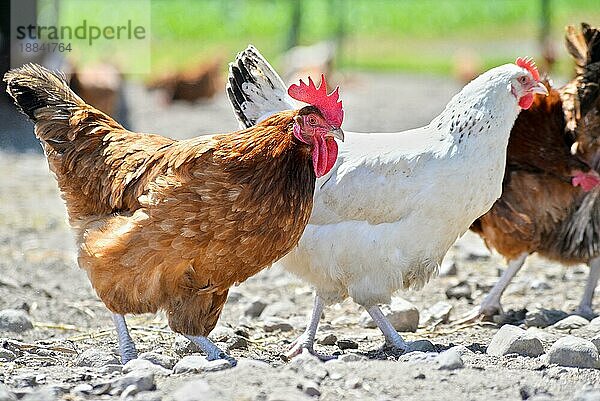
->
[43,0,600,76]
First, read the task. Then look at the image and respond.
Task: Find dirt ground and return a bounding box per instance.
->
[1,73,599,401]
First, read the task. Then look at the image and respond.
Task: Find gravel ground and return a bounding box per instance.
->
[1,73,600,400]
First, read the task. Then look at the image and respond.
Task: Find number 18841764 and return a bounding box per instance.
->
[20,42,72,53]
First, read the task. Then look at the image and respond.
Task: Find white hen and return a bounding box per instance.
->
[227,46,548,357]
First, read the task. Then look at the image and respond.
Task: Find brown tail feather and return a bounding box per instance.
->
[3,63,123,152]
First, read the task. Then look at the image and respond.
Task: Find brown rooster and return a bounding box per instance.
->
[467,23,600,320]
[4,65,344,364]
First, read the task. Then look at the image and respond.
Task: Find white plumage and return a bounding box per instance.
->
[226,46,545,356]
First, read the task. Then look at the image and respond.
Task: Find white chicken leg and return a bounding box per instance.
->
[285,295,328,359]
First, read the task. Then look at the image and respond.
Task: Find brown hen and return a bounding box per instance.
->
[4,64,344,364]
[469,23,600,320]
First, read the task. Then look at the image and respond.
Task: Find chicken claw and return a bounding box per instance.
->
[185,335,237,367]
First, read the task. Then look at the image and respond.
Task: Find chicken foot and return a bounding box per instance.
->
[450,252,528,326]
[284,294,335,360]
[185,335,237,366]
[112,314,138,364]
[367,305,409,351]
[575,256,600,318]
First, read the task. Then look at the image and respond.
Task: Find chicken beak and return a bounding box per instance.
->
[328,128,345,142]
[531,82,549,96]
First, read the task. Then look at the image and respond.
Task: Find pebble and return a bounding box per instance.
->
[260,301,295,319]
[139,352,177,370]
[525,309,568,328]
[420,301,453,326]
[0,347,16,362]
[169,379,214,401]
[338,353,366,362]
[337,339,358,350]
[70,384,93,396]
[572,388,600,401]
[359,298,420,332]
[400,351,438,364]
[317,334,338,346]
[75,348,120,368]
[173,355,232,374]
[122,358,172,376]
[486,324,544,357]
[263,318,294,332]
[297,380,321,397]
[551,315,590,330]
[530,279,551,290]
[439,258,457,277]
[589,316,600,330]
[108,371,155,396]
[173,337,200,356]
[0,309,33,333]
[445,281,472,300]
[0,384,16,401]
[226,335,248,351]
[208,326,235,342]
[592,336,600,353]
[407,339,437,353]
[546,336,600,369]
[244,299,267,318]
[436,348,464,370]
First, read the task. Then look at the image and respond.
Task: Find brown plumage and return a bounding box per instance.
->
[4,64,342,359]
[469,23,600,318]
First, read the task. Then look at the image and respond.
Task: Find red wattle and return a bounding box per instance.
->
[325,138,338,174]
[572,172,600,192]
[519,93,534,109]
[312,135,328,177]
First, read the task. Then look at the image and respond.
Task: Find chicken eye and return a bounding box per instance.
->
[518,76,528,84]
[308,116,317,125]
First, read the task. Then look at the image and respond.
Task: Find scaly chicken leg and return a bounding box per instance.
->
[576,257,600,317]
[112,314,137,364]
[285,294,326,359]
[367,305,409,350]
[479,253,529,317]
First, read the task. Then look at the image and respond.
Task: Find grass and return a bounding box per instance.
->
[51,0,600,76]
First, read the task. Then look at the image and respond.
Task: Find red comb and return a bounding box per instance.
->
[516,57,540,81]
[288,74,344,128]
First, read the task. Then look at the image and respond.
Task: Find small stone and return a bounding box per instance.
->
[170,379,214,401]
[122,358,171,375]
[589,316,600,329]
[75,348,119,368]
[263,318,294,332]
[344,377,362,389]
[109,371,155,396]
[173,337,200,356]
[407,340,437,353]
[530,279,551,290]
[359,298,419,332]
[437,348,464,370]
[546,336,600,369]
[0,348,16,362]
[413,372,426,380]
[0,384,16,401]
[551,315,590,330]
[525,309,569,328]
[400,351,438,364]
[420,301,453,326]
[337,339,358,350]
[486,325,544,357]
[338,353,366,362]
[439,259,457,277]
[445,281,472,300]
[208,326,235,342]
[317,334,337,346]
[260,301,295,319]
[0,309,33,333]
[139,352,177,370]
[592,336,600,353]
[71,384,93,396]
[298,381,321,397]
[226,335,248,351]
[244,299,267,318]
[173,355,232,374]
[572,388,600,401]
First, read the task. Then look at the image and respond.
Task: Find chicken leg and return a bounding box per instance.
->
[185,335,237,366]
[367,305,409,350]
[113,314,138,364]
[451,252,528,325]
[575,256,600,318]
[285,294,332,360]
